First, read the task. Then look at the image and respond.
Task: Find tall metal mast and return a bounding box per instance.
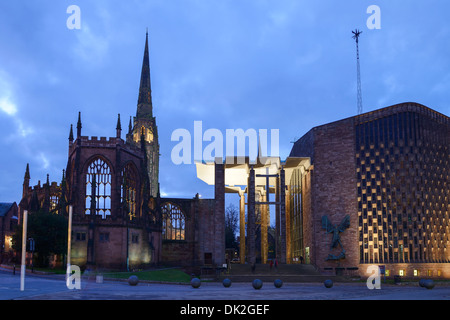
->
[352,29,363,115]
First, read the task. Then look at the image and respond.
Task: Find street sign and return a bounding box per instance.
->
[379,265,385,275]
[28,238,35,252]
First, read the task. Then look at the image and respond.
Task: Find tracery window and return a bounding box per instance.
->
[162,203,185,241]
[85,158,111,219]
[133,126,153,143]
[50,195,59,213]
[121,163,138,220]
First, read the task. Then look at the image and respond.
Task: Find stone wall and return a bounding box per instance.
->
[309,118,359,271]
[161,197,217,267]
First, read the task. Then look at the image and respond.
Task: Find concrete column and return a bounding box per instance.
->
[285,184,291,264]
[261,191,268,264]
[214,162,225,266]
[275,175,280,262]
[280,167,287,263]
[247,165,256,265]
[239,191,246,264]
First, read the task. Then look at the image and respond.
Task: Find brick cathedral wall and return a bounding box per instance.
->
[308,119,359,271]
[161,198,217,266]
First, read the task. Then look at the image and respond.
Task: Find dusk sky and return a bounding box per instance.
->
[0,1,449,208]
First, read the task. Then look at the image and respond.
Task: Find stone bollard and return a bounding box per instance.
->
[96,274,104,284]
[191,277,201,288]
[274,279,283,288]
[324,279,333,288]
[223,278,232,288]
[128,275,139,286]
[423,279,435,290]
[419,279,426,287]
[252,279,263,290]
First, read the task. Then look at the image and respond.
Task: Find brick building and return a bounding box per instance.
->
[289,102,450,278]
[0,202,18,263]
[17,32,225,271]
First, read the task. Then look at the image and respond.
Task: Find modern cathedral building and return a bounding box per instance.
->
[13,33,449,279]
[289,102,449,278]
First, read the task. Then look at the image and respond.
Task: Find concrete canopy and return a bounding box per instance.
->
[195,156,311,193]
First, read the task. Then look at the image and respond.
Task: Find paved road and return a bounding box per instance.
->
[1,270,450,301]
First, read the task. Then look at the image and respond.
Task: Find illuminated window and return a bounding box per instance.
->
[399,270,404,276]
[121,163,138,220]
[85,158,111,219]
[289,168,303,263]
[5,236,13,251]
[162,202,185,241]
[50,195,59,213]
[134,126,153,143]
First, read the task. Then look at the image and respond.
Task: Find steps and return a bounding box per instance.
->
[228,263,320,275]
[218,263,347,283]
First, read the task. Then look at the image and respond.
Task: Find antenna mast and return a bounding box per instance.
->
[352,29,363,115]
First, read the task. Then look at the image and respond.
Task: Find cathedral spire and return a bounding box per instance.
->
[24,163,30,181]
[23,163,30,196]
[136,30,153,118]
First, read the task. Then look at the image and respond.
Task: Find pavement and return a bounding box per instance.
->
[1,268,450,301]
[2,268,448,318]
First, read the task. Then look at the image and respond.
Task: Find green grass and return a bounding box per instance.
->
[25,265,191,283]
[101,268,192,283]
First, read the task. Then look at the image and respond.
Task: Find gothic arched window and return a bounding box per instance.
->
[85,158,111,219]
[50,194,59,213]
[121,163,138,220]
[161,202,185,241]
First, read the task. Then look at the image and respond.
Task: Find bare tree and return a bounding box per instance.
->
[225,203,239,250]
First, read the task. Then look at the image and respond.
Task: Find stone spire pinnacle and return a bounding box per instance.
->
[128,116,133,135]
[24,163,30,180]
[136,30,153,118]
[116,113,122,138]
[77,112,82,138]
[69,124,74,142]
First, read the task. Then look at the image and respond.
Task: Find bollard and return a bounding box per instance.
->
[423,279,435,290]
[128,275,139,286]
[96,274,104,284]
[274,279,283,288]
[419,279,426,287]
[252,279,263,290]
[223,278,232,288]
[191,278,201,288]
[324,279,333,288]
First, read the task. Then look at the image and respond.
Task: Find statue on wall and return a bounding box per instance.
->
[322,215,350,261]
